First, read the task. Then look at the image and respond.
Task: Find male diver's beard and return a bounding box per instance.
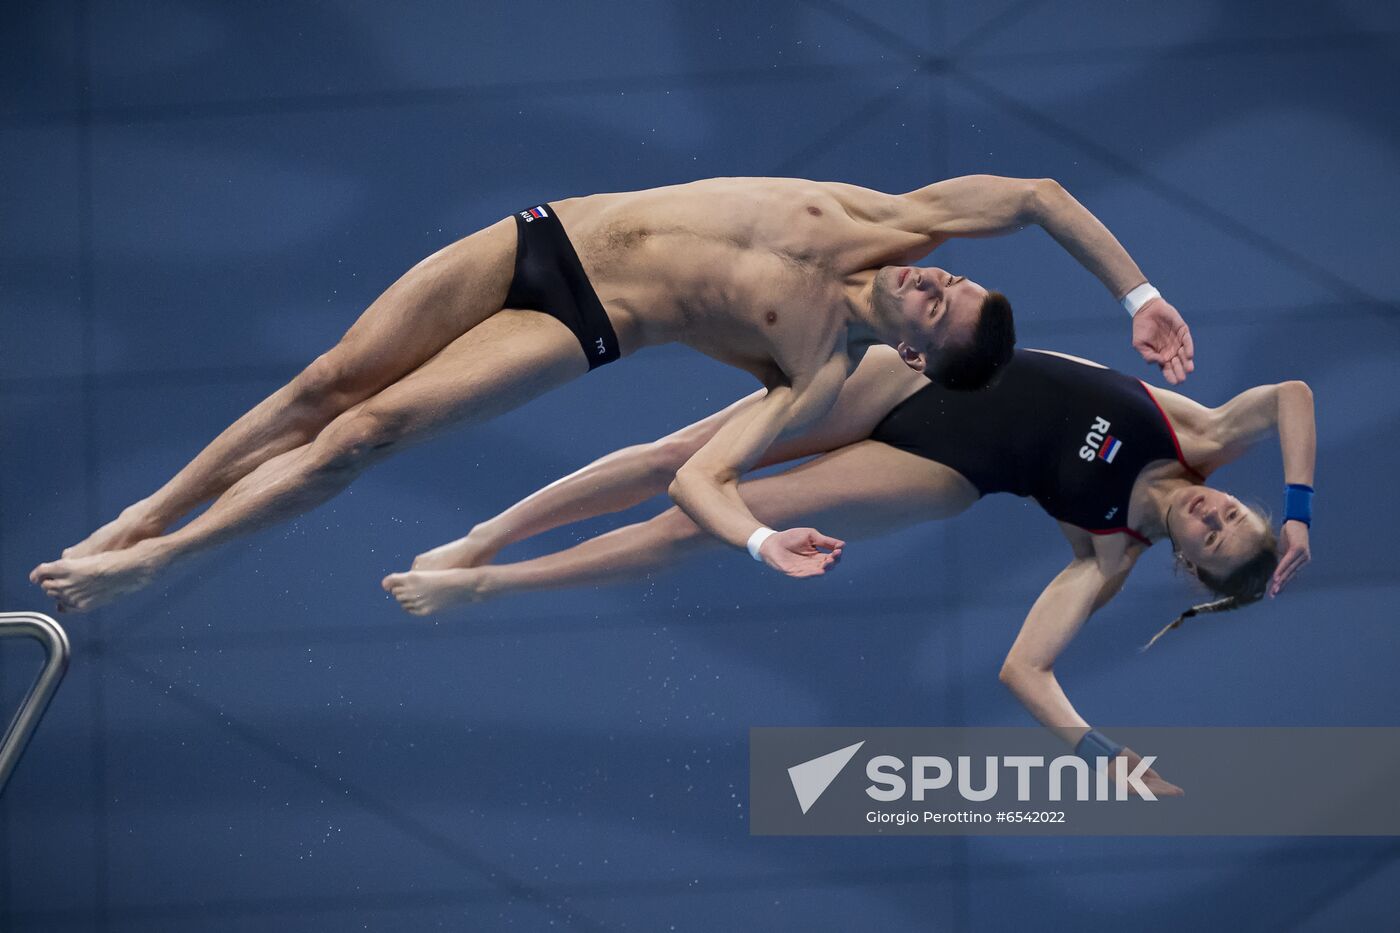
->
[871,268,901,324]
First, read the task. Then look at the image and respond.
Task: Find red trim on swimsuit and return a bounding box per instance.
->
[1085,525,1152,546]
[1137,380,1206,482]
[1078,382,1207,546]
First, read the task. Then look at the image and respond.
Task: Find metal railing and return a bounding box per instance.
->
[0,612,71,795]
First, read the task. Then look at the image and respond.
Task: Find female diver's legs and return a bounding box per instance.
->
[58,218,518,560]
[409,391,767,572]
[409,345,925,571]
[384,439,979,615]
[35,309,589,612]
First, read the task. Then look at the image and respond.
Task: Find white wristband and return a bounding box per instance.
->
[746,526,777,561]
[1121,282,1161,317]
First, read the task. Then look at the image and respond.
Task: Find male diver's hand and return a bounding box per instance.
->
[1270,520,1311,598]
[1112,747,1184,798]
[1131,297,1195,385]
[759,527,844,578]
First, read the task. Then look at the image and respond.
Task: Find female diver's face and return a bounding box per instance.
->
[1167,485,1269,579]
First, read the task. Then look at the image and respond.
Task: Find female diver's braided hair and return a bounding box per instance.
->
[1142,519,1280,652]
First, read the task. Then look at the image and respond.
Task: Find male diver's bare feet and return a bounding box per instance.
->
[30,542,167,612]
[58,500,166,561]
[381,568,500,617]
[409,528,502,572]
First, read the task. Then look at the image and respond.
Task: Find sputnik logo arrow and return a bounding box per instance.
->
[787,741,865,814]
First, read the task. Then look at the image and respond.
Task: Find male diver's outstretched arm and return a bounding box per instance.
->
[906,175,1194,384]
[997,527,1183,797]
[669,354,851,578]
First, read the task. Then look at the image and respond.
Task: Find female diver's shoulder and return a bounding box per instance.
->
[1142,380,1221,471]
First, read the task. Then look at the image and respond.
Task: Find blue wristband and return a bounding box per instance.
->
[1074,728,1124,763]
[1284,483,1313,527]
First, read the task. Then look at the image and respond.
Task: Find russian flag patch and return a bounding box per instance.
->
[1099,436,1122,463]
[520,205,549,222]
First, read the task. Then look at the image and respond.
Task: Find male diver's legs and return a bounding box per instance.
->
[384,439,979,615]
[55,218,518,561]
[34,309,590,612]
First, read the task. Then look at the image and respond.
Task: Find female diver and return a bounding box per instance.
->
[382,346,1315,792]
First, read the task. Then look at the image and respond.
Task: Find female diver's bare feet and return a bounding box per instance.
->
[381,568,499,617]
[55,499,166,561]
[409,527,502,572]
[30,541,167,612]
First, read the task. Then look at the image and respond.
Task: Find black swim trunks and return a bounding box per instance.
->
[506,204,621,370]
[869,349,1201,543]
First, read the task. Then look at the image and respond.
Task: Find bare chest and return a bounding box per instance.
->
[675,251,849,381]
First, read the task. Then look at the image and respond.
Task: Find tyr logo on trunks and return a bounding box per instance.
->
[1078,416,1123,464]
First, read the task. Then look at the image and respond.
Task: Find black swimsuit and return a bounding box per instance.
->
[868,350,1200,543]
[506,204,621,370]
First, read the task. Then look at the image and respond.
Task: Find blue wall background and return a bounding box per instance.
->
[3,1,1398,929]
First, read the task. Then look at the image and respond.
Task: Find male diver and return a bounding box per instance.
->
[31,174,1193,610]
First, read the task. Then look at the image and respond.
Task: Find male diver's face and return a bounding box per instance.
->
[1167,486,1269,580]
[877,265,988,372]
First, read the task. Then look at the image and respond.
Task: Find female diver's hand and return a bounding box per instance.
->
[1112,747,1184,798]
[1270,520,1311,597]
[1131,297,1195,385]
[759,527,844,578]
